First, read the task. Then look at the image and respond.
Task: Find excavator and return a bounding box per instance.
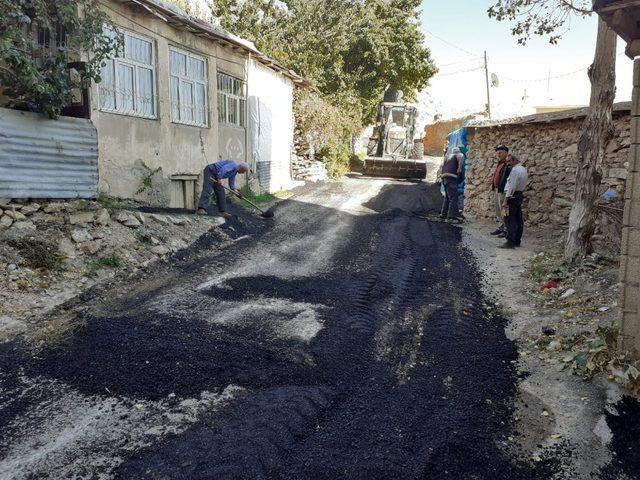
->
[360,89,426,179]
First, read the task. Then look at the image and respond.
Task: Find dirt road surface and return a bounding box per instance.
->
[0,178,637,479]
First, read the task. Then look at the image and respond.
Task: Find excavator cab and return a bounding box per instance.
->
[361,90,426,179]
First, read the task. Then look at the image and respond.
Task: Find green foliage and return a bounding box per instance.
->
[88,255,121,273]
[487,0,592,45]
[213,0,435,125]
[0,0,122,118]
[237,186,276,205]
[211,0,436,178]
[136,165,163,195]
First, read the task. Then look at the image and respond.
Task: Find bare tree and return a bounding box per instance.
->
[565,19,617,260]
[488,1,618,262]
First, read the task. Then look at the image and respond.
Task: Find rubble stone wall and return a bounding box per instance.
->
[465,115,631,245]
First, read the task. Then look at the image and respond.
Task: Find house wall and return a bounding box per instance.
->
[423,117,470,156]
[464,115,631,247]
[248,61,295,193]
[619,59,640,357]
[92,1,247,204]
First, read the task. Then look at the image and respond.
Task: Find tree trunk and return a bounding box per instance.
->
[564,18,617,262]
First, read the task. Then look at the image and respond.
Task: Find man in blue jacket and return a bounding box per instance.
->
[196,160,249,219]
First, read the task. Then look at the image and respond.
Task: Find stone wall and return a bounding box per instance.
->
[464,112,631,245]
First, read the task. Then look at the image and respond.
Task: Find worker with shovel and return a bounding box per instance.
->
[196,160,249,219]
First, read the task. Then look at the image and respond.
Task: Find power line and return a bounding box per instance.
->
[438,58,482,68]
[498,52,628,84]
[433,66,484,77]
[424,29,482,59]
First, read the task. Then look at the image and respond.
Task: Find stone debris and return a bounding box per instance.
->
[0,215,14,228]
[560,288,576,300]
[95,208,111,226]
[168,216,186,226]
[81,241,103,255]
[0,197,230,340]
[123,216,142,228]
[151,245,170,256]
[292,156,328,182]
[69,212,96,226]
[43,202,64,214]
[71,228,93,243]
[149,214,170,225]
[20,203,41,215]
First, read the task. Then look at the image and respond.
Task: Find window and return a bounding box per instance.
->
[99,29,156,118]
[169,48,208,127]
[217,73,246,128]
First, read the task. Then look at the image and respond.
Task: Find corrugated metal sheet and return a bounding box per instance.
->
[0,108,98,199]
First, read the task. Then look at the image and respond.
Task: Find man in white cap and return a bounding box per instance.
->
[196,160,249,219]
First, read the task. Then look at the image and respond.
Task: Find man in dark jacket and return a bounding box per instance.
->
[490,145,511,236]
[439,148,464,222]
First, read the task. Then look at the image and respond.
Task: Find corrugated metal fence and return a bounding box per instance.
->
[0,108,98,199]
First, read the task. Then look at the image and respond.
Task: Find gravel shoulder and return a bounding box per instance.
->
[462,218,632,479]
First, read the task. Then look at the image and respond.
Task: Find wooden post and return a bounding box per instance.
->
[619,58,640,357]
[484,51,491,119]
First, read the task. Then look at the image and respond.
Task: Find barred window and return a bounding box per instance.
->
[99,29,156,118]
[217,73,246,128]
[169,48,208,127]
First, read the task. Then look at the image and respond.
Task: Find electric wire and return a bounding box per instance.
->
[424,28,482,59]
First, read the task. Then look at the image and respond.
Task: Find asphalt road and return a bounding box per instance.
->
[0,177,636,479]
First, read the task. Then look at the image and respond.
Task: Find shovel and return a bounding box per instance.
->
[218,183,275,219]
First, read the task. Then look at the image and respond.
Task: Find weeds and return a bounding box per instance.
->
[87,255,121,274]
[97,195,138,211]
[7,239,64,271]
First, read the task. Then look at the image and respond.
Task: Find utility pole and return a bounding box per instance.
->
[484,50,491,119]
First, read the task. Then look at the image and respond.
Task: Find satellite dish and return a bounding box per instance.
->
[491,73,500,87]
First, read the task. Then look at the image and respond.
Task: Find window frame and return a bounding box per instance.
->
[169,46,209,128]
[98,28,157,120]
[217,72,246,128]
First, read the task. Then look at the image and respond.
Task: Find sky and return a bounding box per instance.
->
[418,0,634,123]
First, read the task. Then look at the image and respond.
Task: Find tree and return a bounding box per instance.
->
[488,0,617,262]
[211,0,436,131]
[0,0,121,119]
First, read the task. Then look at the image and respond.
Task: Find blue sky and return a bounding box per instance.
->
[418,1,634,121]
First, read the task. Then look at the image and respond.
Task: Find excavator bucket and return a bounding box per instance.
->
[362,157,426,179]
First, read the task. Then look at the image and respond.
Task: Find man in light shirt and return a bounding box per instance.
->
[500,154,528,248]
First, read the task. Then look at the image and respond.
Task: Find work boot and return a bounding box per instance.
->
[498,241,516,249]
[490,228,503,235]
[217,212,232,220]
[196,208,207,215]
[497,231,506,238]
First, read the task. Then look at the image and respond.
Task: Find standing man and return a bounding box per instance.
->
[196,160,249,219]
[439,147,464,222]
[490,145,511,237]
[500,154,528,248]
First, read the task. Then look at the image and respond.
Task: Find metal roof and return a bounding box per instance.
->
[112,0,309,86]
[467,101,631,130]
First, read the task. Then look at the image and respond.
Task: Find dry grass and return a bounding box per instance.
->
[25,311,86,353]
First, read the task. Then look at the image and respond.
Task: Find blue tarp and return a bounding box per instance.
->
[441,127,469,197]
